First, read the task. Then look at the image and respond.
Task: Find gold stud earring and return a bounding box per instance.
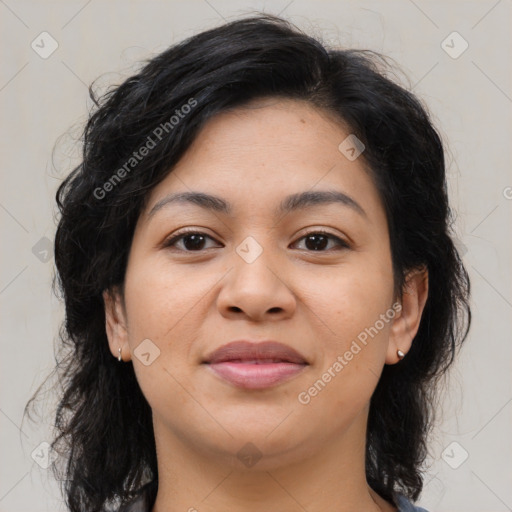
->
[118,346,122,362]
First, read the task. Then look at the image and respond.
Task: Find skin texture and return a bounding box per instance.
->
[104,98,428,512]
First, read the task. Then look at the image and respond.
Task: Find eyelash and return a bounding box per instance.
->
[162,228,350,252]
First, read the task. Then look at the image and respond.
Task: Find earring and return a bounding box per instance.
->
[117,346,122,362]
[397,349,405,360]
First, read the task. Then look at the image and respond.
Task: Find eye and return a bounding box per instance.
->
[292,230,350,252]
[163,229,350,253]
[163,230,220,252]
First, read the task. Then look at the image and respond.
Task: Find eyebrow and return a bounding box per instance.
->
[147,189,367,220]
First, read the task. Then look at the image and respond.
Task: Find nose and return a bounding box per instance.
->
[216,246,297,322]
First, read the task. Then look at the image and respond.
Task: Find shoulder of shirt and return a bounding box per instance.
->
[394,493,430,512]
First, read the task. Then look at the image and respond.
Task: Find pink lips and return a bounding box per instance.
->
[203,341,308,390]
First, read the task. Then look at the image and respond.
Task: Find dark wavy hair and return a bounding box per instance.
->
[23,13,471,511]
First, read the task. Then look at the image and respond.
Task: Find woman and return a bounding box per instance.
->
[24,13,471,512]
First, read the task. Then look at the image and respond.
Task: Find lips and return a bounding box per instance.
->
[203,340,308,365]
[203,341,308,390]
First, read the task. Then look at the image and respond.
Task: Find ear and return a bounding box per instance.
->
[386,266,429,364]
[103,287,131,362]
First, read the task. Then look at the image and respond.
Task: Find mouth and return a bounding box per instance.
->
[202,340,309,390]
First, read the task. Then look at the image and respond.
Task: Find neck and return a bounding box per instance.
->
[150,407,396,512]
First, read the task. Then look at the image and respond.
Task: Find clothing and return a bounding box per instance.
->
[117,480,430,512]
[394,494,430,512]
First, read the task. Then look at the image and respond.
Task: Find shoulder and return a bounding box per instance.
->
[117,480,158,512]
[394,493,430,512]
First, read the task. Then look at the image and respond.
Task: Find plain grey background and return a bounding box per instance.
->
[1,1,511,511]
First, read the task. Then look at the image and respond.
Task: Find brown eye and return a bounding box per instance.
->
[163,229,349,253]
[292,231,349,252]
[164,231,220,251]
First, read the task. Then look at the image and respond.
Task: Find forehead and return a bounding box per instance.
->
[181,97,352,166]
[143,98,383,223]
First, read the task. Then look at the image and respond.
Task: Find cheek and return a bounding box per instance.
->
[303,265,394,404]
[122,257,208,407]
[301,259,394,402]
[306,260,394,338]
[297,292,393,423]
[122,253,223,399]
[123,252,211,337]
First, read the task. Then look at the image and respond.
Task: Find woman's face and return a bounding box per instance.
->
[106,98,421,470]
